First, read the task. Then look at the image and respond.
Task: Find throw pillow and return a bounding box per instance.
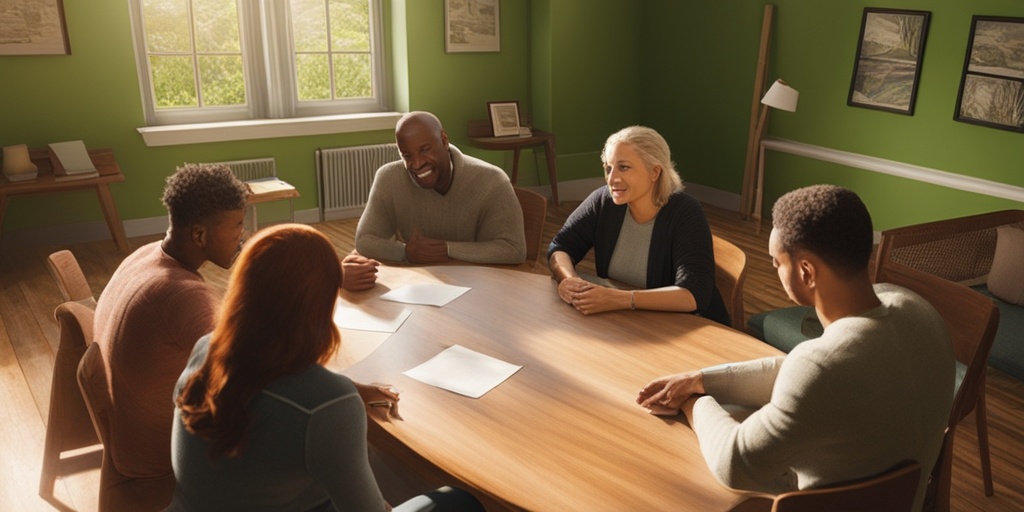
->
[988,226,1024,306]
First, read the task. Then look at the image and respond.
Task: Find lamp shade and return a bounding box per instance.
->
[761,79,799,112]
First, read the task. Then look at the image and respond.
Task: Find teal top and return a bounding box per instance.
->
[167,336,388,512]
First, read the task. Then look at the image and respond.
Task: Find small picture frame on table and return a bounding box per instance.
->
[954,16,1024,132]
[847,8,931,115]
[487,101,521,137]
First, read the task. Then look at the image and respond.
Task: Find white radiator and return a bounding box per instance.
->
[209,157,277,181]
[316,143,398,221]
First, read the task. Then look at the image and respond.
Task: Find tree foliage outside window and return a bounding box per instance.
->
[133,0,385,124]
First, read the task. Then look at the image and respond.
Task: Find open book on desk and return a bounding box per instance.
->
[48,140,98,177]
[245,177,298,203]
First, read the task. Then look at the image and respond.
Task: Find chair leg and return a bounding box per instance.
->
[39,430,58,498]
[976,386,994,496]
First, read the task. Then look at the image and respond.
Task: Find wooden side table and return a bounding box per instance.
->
[467,122,559,205]
[0,147,129,255]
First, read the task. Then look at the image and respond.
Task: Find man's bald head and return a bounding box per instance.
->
[395,111,453,194]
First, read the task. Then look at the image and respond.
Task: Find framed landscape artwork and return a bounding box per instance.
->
[954,16,1024,132]
[848,8,931,115]
[445,0,500,53]
[0,0,70,55]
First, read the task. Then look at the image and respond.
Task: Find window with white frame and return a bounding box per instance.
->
[129,0,388,126]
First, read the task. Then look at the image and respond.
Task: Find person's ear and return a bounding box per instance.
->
[440,129,449,148]
[191,223,207,248]
[651,165,662,182]
[799,258,816,288]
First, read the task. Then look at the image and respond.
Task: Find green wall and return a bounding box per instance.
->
[0,0,535,235]
[5,1,1022,240]
[644,0,1024,230]
[534,0,644,183]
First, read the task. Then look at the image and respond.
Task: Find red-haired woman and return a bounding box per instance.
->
[168,224,482,512]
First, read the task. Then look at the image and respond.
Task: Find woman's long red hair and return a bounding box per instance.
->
[176,223,343,458]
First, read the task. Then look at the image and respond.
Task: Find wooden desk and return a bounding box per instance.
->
[0,148,129,255]
[468,129,559,205]
[334,265,782,511]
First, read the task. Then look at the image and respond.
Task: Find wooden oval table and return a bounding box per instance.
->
[332,265,782,512]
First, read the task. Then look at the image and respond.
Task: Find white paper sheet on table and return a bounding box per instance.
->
[333,302,411,333]
[380,284,471,307]
[403,344,523,398]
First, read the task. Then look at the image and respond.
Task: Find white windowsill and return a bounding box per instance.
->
[137,112,403,147]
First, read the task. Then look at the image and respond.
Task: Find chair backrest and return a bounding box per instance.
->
[771,460,921,512]
[712,234,748,331]
[514,187,548,269]
[40,301,100,499]
[875,262,999,512]
[78,342,177,510]
[871,209,1024,284]
[875,262,999,427]
[47,250,93,303]
[77,343,113,449]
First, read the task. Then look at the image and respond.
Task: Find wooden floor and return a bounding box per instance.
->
[1,202,1021,511]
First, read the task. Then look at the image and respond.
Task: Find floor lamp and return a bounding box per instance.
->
[751,79,798,232]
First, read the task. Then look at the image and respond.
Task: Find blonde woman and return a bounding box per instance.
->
[548,126,729,325]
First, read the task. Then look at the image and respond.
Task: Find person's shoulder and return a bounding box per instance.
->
[873,282,946,324]
[663,190,702,211]
[373,159,407,181]
[451,144,507,179]
[262,366,359,412]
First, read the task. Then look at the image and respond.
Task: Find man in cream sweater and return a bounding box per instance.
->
[637,184,954,511]
[354,111,526,269]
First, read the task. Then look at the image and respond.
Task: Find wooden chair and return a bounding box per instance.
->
[771,460,921,512]
[47,249,94,304]
[875,262,1000,511]
[39,250,99,501]
[78,343,175,511]
[514,187,548,269]
[712,234,748,331]
[39,301,100,501]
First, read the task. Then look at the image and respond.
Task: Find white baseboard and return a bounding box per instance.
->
[1,207,322,250]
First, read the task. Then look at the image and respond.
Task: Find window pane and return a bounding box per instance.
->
[296,53,331,100]
[143,0,191,53]
[192,0,240,53]
[333,53,371,98]
[330,0,369,52]
[199,55,246,106]
[291,0,328,52]
[151,55,198,108]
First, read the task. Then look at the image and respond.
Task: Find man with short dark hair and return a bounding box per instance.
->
[637,184,954,511]
[94,163,249,508]
[354,111,526,268]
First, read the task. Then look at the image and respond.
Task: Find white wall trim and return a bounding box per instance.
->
[763,137,1024,203]
[1,208,322,249]
[137,112,403,147]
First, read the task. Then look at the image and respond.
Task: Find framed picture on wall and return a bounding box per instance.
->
[0,0,71,55]
[954,16,1024,132]
[487,101,520,137]
[847,8,930,115]
[445,0,500,53]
